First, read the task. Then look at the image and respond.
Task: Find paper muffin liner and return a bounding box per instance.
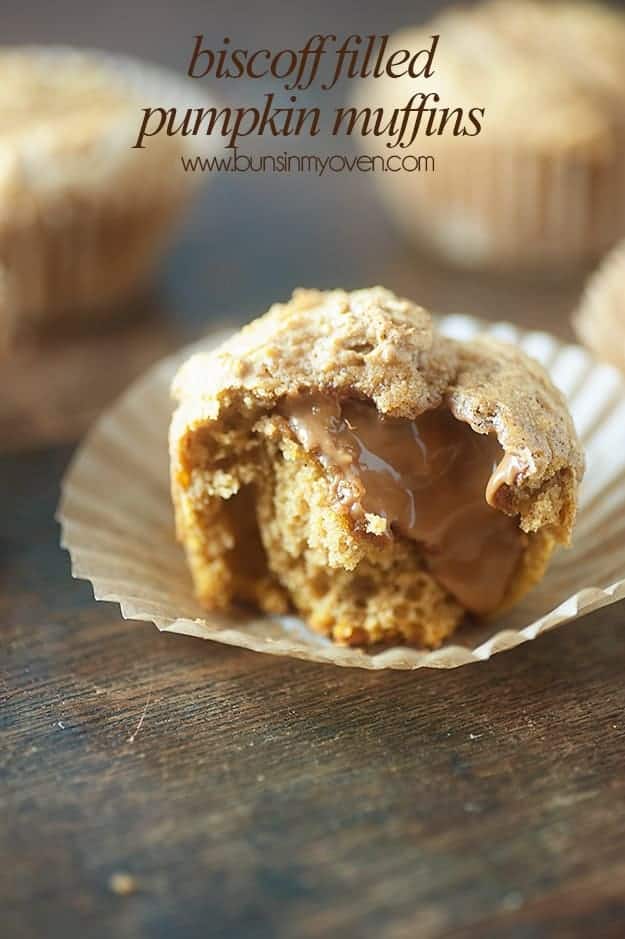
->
[369,138,625,274]
[574,239,625,373]
[58,316,625,670]
[1,47,218,350]
[351,46,625,275]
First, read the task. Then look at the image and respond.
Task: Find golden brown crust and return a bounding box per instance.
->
[385,0,625,153]
[446,336,584,538]
[172,287,458,420]
[0,50,188,193]
[170,287,584,647]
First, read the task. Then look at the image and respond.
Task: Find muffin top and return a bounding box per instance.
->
[0,51,137,158]
[171,286,584,536]
[172,286,457,420]
[377,0,625,154]
[0,49,188,200]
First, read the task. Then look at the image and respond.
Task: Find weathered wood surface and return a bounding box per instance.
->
[2,2,625,936]
[4,450,625,938]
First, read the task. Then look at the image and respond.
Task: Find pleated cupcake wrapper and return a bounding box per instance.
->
[371,138,625,273]
[574,240,625,373]
[58,317,625,670]
[1,47,218,347]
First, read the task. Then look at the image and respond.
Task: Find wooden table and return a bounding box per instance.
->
[3,3,625,936]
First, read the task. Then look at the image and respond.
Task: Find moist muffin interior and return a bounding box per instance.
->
[279,395,526,616]
[174,396,562,648]
[170,287,584,648]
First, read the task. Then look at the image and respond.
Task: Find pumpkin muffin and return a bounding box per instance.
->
[574,239,625,372]
[358,0,625,273]
[169,287,583,648]
[0,48,206,350]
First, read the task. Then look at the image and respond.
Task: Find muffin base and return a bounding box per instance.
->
[372,139,625,275]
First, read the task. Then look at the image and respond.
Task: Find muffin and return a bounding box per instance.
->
[0,48,207,350]
[170,287,584,648]
[574,239,625,372]
[359,0,625,273]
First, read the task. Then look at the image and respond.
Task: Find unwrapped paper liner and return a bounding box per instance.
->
[58,317,625,669]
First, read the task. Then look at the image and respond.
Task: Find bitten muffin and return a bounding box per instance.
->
[0,48,206,350]
[359,0,625,273]
[170,287,584,648]
[574,239,625,372]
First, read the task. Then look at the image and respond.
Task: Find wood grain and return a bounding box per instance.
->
[4,444,625,939]
[2,1,625,936]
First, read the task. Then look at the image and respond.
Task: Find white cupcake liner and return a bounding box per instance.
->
[1,47,219,347]
[58,317,625,670]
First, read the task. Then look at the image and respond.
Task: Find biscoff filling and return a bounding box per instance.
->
[281,395,525,614]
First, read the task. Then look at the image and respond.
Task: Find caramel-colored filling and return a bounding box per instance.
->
[281,396,525,614]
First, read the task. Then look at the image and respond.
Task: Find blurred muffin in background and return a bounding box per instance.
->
[0,48,209,351]
[574,240,625,371]
[359,0,625,274]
